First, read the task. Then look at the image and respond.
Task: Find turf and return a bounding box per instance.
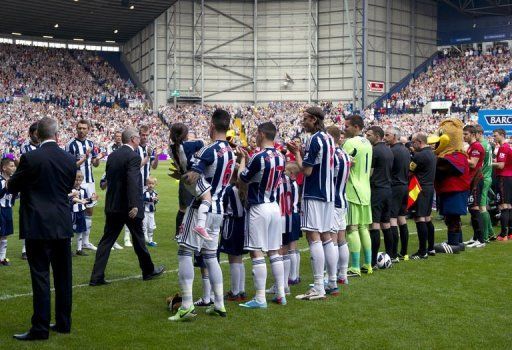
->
[1,161,511,349]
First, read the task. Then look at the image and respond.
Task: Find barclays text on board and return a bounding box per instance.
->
[478,110,512,136]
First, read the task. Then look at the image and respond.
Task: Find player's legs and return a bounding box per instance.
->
[0,236,8,265]
[228,254,244,297]
[170,247,196,320]
[21,239,27,260]
[479,176,493,241]
[192,178,212,240]
[288,240,300,283]
[83,182,97,250]
[397,215,409,258]
[142,214,150,243]
[496,176,509,240]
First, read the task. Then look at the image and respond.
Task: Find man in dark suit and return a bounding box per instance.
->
[9,117,77,341]
[89,127,164,285]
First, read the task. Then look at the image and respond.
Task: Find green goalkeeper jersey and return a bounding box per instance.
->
[342,135,372,205]
[480,138,493,179]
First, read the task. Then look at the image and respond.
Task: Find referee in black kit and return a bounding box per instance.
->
[409,133,436,260]
[365,126,394,268]
[385,127,411,262]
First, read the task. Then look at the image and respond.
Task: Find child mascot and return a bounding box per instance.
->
[428,118,471,253]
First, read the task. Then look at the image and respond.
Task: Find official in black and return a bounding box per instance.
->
[409,132,437,259]
[9,117,76,341]
[366,126,394,268]
[89,127,164,285]
[385,127,411,261]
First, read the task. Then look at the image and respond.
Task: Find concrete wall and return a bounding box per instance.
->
[123,0,437,108]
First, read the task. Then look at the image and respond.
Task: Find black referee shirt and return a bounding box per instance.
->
[390,143,410,186]
[411,147,436,187]
[371,142,394,189]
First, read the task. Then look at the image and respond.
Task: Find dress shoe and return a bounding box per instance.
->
[13,331,48,341]
[143,265,165,281]
[50,324,70,334]
[89,279,110,286]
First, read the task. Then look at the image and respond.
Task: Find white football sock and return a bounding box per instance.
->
[323,240,338,288]
[124,225,131,242]
[84,216,92,245]
[252,257,267,303]
[310,241,325,293]
[237,262,245,293]
[338,241,349,280]
[196,200,211,229]
[76,233,83,251]
[147,229,154,243]
[178,250,194,309]
[0,239,7,260]
[282,254,291,289]
[203,252,225,309]
[201,276,211,302]
[230,263,240,295]
[295,250,301,278]
[270,255,285,298]
[288,250,297,280]
[21,239,26,254]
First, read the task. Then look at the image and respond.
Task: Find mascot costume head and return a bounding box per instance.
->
[428,118,471,254]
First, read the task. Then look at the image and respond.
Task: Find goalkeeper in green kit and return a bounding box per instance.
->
[475,125,495,241]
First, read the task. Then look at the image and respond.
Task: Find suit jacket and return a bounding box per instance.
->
[8,141,76,240]
[104,144,144,218]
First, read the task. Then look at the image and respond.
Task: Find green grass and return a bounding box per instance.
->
[1,161,511,349]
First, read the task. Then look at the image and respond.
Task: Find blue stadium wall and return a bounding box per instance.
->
[437,3,512,45]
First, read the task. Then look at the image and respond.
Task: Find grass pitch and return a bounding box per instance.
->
[0,161,511,349]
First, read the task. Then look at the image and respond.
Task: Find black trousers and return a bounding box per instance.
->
[25,238,72,336]
[90,213,155,283]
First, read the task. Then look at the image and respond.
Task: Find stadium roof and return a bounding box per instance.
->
[0,0,175,43]
[438,0,512,17]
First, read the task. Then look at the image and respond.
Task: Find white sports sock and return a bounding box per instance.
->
[288,250,297,280]
[201,276,211,302]
[124,225,131,242]
[0,239,7,260]
[237,262,245,293]
[252,257,267,303]
[295,250,301,278]
[84,216,92,245]
[178,250,194,309]
[203,252,225,309]
[196,200,211,229]
[230,263,240,295]
[282,254,291,289]
[269,255,285,298]
[21,239,26,254]
[310,241,325,293]
[76,233,83,251]
[338,241,349,280]
[147,229,154,243]
[323,240,338,287]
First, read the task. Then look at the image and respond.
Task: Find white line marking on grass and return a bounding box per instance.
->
[0,227,446,301]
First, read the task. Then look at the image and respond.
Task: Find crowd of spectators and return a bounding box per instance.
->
[381,46,512,115]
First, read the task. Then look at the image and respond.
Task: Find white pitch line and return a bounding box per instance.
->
[0,227,447,301]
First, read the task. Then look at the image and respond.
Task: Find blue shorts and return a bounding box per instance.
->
[0,207,13,237]
[438,191,469,216]
[283,213,301,245]
[219,216,247,256]
[72,211,87,233]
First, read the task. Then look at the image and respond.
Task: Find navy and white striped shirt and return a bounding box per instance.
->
[143,190,158,212]
[240,147,286,206]
[137,145,155,187]
[66,138,97,183]
[302,131,336,202]
[71,187,89,213]
[277,174,295,233]
[190,140,235,215]
[170,140,205,174]
[20,141,38,155]
[0,175,15,208]
[334,147,351,209]
[223,185,244,218]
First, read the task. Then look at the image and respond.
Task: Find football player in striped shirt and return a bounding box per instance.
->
[327,126,351,286]
[0,157,16,266]
[143,177,159,247]
[18,122,39,260]
[170,109,235,321]
[66,119,103,251]
[238,122,287,308]
[287,106,337,300]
